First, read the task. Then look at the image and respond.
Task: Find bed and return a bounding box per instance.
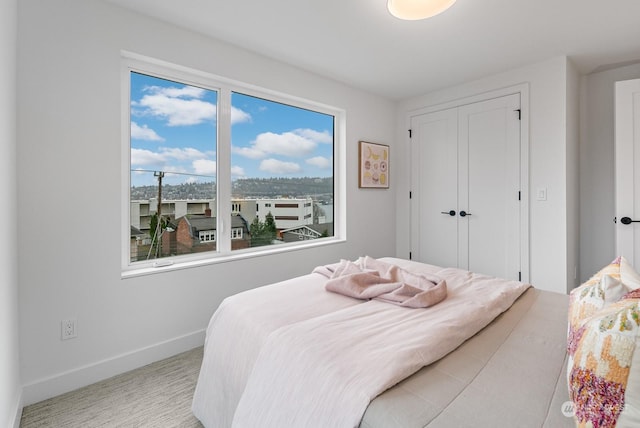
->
[192,257,573,427]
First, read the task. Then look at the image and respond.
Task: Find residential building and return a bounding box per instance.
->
[233,198,314,230]
[161,213,251,256]
[130,199,215,232]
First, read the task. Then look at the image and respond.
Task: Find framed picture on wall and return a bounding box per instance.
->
[358,141,389,189]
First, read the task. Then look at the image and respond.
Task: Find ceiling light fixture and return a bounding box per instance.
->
[387,0,456,20]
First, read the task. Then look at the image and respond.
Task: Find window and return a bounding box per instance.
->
[199,231,216,243]
[122,54,343,274]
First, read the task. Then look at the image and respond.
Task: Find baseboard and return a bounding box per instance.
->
[11,386,23,428]
[22,329,205,406]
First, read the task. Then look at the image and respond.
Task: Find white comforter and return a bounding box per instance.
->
[192,257,530,428]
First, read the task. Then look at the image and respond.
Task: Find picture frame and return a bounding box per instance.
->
[358,141,389,189]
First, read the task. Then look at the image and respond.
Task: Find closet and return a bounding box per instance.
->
[410,93,522,280]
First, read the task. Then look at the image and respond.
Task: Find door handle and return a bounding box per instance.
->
[441,210,456,216]
[621,216,640,225]
[460,210,472,217]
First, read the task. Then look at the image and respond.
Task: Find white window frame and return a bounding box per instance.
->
[199,231,216,243]
[231,228,243,240]
[121,52,346,278]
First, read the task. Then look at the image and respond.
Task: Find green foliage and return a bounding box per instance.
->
[313,203,326,223]
[250,211,278,247]
[149,213,169,241]
[130,177,332,200]
[148,213,170,259]
[264,212,276,233]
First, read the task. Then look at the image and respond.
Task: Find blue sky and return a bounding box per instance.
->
[130,72,334,187]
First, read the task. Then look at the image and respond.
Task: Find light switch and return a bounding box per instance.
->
[536,187,547,201]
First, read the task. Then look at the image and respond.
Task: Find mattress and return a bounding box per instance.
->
[360,287,572,428]
[192,257,572,427]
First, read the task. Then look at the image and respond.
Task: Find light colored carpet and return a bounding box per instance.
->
[20,346,205,428]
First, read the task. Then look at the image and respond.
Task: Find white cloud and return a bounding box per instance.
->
[131,147,214,176]
[134,85,251,128]
[147,85,206,99]
[295,128,333,144]
[232,145,265,159]
[131,148,166,166]
[253,132,316,157]
[306,156,332,169]
[231,106,252,125]
[137,94,216,126]
[231,166,246,177]
[163,167,189,178]
[131,121,164,141]
[161,147,207,161]
[234,130,319,160]
[259,158,302,174]
[192,159,217,175]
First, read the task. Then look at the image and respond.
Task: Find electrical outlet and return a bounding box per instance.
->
[61,318,77,340]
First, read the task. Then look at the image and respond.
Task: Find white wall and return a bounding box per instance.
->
[579,62,640,282]
[396,57,575,294]
[18,0,396,404]
[566,59,581,291]
[0,0,22,426]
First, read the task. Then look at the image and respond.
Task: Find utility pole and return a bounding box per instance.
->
[154,171,165,217]
[154,171,165,257]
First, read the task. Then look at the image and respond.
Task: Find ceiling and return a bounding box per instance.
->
[104,0,640,100]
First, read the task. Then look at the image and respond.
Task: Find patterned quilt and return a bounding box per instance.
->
[568,275,640,428]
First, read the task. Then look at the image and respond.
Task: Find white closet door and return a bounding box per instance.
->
[459,94,521,279]
[615,79,640,269]
[410,108,458,269]
[410,93,521,280]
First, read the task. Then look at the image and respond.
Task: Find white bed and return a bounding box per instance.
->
[192,257,572,427]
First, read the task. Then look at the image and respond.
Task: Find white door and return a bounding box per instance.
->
[410,94,521,280]
[615,79,640,269]
[410,107,459,269]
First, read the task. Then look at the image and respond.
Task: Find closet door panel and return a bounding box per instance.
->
[410,108,458,268]
[459,94,521,279]
[615,79,640,270]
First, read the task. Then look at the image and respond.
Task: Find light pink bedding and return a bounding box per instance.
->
[315,256,447,308]
[192,257,531,428]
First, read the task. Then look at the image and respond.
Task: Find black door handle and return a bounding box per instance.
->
[460,210,472,217]
[441,210,456,216]
[621,216,640,225]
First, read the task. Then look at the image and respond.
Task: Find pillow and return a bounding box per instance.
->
[568,295,640,427]
[567,257,640,355]
[622,257,640,291]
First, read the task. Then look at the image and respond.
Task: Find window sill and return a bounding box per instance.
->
[121,237,346,279]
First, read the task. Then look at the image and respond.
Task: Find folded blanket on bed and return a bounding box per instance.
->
[313,256,447,308]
